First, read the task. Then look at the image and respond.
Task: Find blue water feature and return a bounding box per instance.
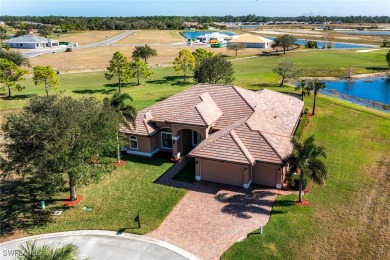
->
[182,31,236,39]
[265,36,374,49]
[320,77,390,111]
[339,31,390,36]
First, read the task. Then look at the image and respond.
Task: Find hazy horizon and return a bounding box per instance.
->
[1,0,389,17]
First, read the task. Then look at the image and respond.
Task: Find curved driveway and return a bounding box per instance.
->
[0,230,199,260]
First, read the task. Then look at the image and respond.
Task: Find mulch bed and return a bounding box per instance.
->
[63,195,83,207]
[304,180,315,193]
[295,199,310,206]
[114,160,126,167]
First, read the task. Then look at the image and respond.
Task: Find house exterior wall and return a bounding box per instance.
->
[8,42,45,49]
[125,134,159,156]
[252,162,282,188]
[195,158,250,187]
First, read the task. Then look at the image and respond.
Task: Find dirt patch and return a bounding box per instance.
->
[114,160,126,167]
[295,199,310,206]
[116,30,185,44]
[54,30,125,45]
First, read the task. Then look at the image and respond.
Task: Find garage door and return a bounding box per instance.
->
[200,159,244,187]
[252,163,278,187]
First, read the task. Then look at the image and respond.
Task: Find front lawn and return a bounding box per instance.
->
[222,96,390,259]
[0,155,186,241]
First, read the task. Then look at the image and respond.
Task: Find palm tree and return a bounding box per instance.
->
[310,80,326,115]
[295,80,311,101]
[283,135,328,202]
[18,240,79,260]
[104,92,137,163]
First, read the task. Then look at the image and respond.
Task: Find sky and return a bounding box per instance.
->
[0,0,389,17]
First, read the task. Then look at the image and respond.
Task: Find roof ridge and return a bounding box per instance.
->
[232,86,256,111]
[229,129,255,165]
[195,92,210,126]
[256,129,283,160]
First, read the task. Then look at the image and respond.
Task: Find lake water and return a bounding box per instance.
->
[320,77,390,111]
[265,36,374,49]
[182,31,236,39]
[339,31,390,36]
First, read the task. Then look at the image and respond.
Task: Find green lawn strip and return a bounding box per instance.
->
[1,49,387,110]
[172,163,195,183]
[222,96,390,259]
[28,155,186,236]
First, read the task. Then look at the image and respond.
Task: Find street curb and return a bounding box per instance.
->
[0,230,200,260]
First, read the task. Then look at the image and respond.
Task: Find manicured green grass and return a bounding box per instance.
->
[1,49,388,110]
[0,155,186,241]
[172,163,195,183]
[222,96,390,259]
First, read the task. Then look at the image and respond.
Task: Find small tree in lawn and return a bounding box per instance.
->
[192,48,214,68]
[38,25,53,38]
[132,44,157,64]
[104,92,137,163]
[0,58,28,97]
[273,34,297,54]
[105,51,132,93]
[129,58,152,85]
[227,42,245,56]
[295,80,311,101]
[306,80,326,116]
[173,49,195,83]
[283,135,327,202]
[0,95,120,201]
[0,50,31,67]
[272,58,298,87]
[33,65,60,96]
[194,54,234,84]
[0,27,8,43]
[386,50,390,69]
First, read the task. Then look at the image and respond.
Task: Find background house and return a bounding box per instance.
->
[5,35,59,49]
[227,33,274,48]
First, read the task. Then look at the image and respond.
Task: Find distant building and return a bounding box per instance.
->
[227,34,274,48]
[5,35,59,49]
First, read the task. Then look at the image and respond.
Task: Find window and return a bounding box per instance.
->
[192,130,201,146]
[161,128,172,149]
[129,135,138,149]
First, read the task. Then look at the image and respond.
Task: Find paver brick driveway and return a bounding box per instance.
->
[148,181,281,260]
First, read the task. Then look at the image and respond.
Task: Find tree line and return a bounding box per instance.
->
[1,15,389,32]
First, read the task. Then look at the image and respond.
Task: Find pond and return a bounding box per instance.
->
[265,36,375,49]
[181,31,236,39]
[320,77,390,111]
[339,31,390,36]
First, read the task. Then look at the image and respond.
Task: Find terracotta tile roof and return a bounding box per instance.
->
[124,84,303,164]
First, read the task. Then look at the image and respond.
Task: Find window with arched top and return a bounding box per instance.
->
[129,135,138,149]
[161,128,173,149]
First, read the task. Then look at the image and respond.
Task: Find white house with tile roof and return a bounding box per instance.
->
[5,35,59,49]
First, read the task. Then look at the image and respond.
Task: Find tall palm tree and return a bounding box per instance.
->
[104,92,137,163]
[18,240,79,260]
[295,80,311,101]
[310,80,326,115]
[283,135,328,202]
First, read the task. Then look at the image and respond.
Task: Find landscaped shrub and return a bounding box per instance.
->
[294,108,309,139]
[287,172,311,190]
[305,40,318,48]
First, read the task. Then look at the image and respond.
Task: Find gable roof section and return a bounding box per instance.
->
[6,35,48,43]
[229,34,274,44]
[126,84,253,135]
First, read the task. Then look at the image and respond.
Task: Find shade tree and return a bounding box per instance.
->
[33,65,60,96]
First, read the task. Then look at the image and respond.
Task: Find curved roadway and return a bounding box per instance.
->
[0,230,199,260]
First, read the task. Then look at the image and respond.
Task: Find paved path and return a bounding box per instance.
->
[0,230,199,260]
[150,166,283,260]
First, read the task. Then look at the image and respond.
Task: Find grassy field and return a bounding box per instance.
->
[223,96,390,259]
[51,30,125,45]
[0,155,186,242]
[1,48,388,110]
[116,30,185,44]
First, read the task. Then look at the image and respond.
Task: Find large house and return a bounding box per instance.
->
[121,84,304,189]
[5,35,59,49]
